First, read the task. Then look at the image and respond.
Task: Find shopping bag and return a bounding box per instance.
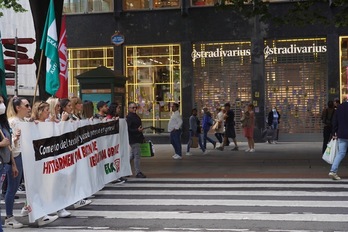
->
[322,139,338,164]
[191,136,198,148]
[140,141,155,157]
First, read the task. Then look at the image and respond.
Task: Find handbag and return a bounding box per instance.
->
[140,141,155,157]
[212,121,221,131]
[322,138,338,164]
[191,136,198,148]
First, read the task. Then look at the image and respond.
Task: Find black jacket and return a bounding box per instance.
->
[267,110,281,126]
[126,112,145,144]
[333,102,348,139]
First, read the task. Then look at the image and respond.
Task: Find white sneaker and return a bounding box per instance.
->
[4,216,23,228]
[185,152,192,156]
[172,154,182,160]
[38,215,58,226]
[245,149,250,152]
[21,206,29,217]
[249,149,255,152]
[57,208,71,218]
[203,150,209,155]
[74,199,92,209]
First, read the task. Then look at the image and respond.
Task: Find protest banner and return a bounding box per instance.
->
[20,119,131,222]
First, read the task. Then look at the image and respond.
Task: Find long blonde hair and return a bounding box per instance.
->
[31,101,49,121]
[70,96,83,119]
[46,97,60,119]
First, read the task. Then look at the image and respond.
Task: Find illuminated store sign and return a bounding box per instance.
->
[191,48,251,62]
[263,44,327,59]
[192,44,327,61]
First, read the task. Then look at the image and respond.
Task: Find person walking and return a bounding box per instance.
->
[321,101,335,154]
[214,107,224,146]
[328,99,348,180]
[267,106,281,144]
[202,107,216,149]
[186,108,205,156]
[217,103,238,151]
[242,103,255,152]
[126,102,146,178]
[168,103,183,160]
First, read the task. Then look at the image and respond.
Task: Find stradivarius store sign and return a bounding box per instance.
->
[191,44,327,61]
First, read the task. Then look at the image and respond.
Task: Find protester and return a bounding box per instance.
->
[0,94,18,231]
[59,98,74,121]
[267,106,281,144]
[329,98,348,180]
[70,96,83,120]
[202,107,216,149]
[168,103,183,160]
[321,101,335,154]
[46,97,60,122]
[58,98,93,208]
[242,103,255,152]
[126,102,146,178]
[82,100,94,119]
[217,102,238,151]
[186,108,205,156]
[26,101,71,218]
[106,102,121,120]
[94,100,109,119]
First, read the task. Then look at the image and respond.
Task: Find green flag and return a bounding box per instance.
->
[0,32,7,99]
[40,0,60,96]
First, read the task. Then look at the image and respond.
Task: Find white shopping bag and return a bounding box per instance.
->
[322,139,338,164]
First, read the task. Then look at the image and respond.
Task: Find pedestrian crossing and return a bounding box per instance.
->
[3,178,348,231]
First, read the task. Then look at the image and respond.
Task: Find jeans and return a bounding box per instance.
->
[130,143,141,174]
[272,122,278,141]
[170,129,182,156]
[5,154,23,217]
[330,138,348,173]
[0,167,6,232]
[187,131,205,152]
[215,133,223,143]
[203,130,216,149]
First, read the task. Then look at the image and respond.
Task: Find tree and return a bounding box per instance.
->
[217,0,348,27]
[0,0,26,17]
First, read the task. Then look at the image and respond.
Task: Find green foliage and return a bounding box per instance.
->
[216,0,348,27]
[0,0,27,17]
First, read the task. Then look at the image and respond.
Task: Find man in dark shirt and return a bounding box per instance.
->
[329,99,348,180]
[94,101,109,119]
[126,102,146,178]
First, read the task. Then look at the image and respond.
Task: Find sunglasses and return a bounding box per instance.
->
[24,104,30,108]
[131,106,137,109]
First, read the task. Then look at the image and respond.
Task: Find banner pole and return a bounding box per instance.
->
[33,50,44,104]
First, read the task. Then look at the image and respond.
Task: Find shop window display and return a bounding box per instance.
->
[123,0,180,10]
[340,36,348,101]
[67,47,114,95]
[125,45,181,133]
[265,38,327,133]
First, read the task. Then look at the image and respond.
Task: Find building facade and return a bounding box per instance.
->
[64,0,348,139]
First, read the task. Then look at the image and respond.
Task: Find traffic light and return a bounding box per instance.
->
[1,37,35,72]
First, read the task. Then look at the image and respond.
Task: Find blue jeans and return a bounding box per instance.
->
[187,131,205,152]
[170,129,182,156]
[272,122,278,140]
[0,167,6,232]
[330,138,348,173]
[5,155,23,217]
[203,130,216,149]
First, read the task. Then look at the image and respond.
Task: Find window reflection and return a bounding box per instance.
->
[63,0,113,14]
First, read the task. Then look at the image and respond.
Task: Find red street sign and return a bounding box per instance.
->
[5,64,15,72]
[4,58,34,65]
[3,44,28,53]
[1,38,35,44]
[4,51,29,59]
[5,79,15,86]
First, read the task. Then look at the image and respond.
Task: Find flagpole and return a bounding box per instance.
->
[33,50,44,104]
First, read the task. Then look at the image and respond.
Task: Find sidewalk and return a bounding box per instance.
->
[139,142,348,179]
